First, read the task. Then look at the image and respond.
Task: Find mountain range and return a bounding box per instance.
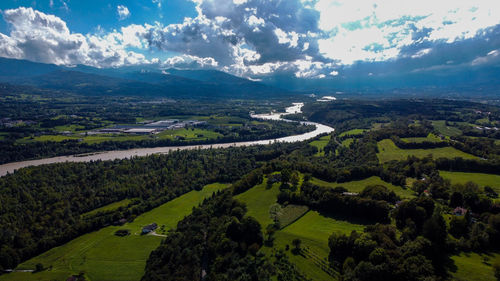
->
[0,57,291,99]
[0,57,499,99]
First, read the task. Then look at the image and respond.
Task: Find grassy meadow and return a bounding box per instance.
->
[309,135,331,156]
[310,176,416,199]
[439,171,500,192]
[338,129,367,138]
[450,252,500,281]
[376,139,478,163]
[2,183,227,281]
[81,199,133,218]
[400,133,442,143]
[235,177,366,281]
[431,120,462,137]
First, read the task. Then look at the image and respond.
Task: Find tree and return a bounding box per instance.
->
[493,259,500,281]
[292,239,302,254]
[269,203,282,225]
[35,263,44,272]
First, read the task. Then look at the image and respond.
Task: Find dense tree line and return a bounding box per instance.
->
[0,143,300,271]
[142,191,270,281]
[277,181,391,223]
[142,190,309,281]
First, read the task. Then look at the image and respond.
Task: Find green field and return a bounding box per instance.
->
[277,204,309,228]
[18,128,223,145]
[439,171,500,192]
[273,211,365,281]
[401,133,442,143]
[450,252,499,281]
[81,199,133,218]
[431,120,462,137]
[234,178,281,228]
[377,139,478,163]
[341,138,353,147]
[338,129,366,138]
[309,135,331,156]
[310,176,416,199]
[2,183,227,281]
[235,178,365,281]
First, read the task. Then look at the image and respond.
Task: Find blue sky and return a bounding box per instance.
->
[0,0,499,80]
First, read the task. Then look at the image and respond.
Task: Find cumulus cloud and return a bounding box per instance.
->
[0,7,148,67]
[117,5,130,21]
[316,0,500,64]
[1,1,500,81]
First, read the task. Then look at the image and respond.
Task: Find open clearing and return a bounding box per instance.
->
[338,129,366,138]
[236,178,365,281]
[439,171,500,192]
[1,183,227,281]
[450,252,499,281]
[234,177,281,228]
[81,199,132,218]
[431,120,462,137]
[273,211,365,281]
[310,176,416,199]
[309,135,331,156]
[401,133,442,143]
[377,139,477,163]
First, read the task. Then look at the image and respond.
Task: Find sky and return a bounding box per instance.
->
[0,0,499,81]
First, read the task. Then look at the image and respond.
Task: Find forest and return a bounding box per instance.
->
[0,97,499,281]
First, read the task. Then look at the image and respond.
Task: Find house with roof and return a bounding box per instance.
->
[142,223,158,234]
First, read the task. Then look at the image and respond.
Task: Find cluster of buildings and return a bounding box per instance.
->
[0,118,36,127]
[88,119,207,135]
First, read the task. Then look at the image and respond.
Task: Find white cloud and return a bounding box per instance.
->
[0,7,148,67]
[411,48,432,59]
[471,49,500,66]
[315,0,500,64]
[117,5,130,21]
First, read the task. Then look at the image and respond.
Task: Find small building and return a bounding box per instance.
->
[142,223,158,234]
[342,192,358,196]
[124,128,157,135]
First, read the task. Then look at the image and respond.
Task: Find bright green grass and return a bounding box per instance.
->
[451,252,499,281]
[310,176,416,199]
[3,183,227,281]
[309,135,331,156]
[81,199,132,218]
[439,171,500,192]
[277,204,309,228]
[339,129,366,138]
[432,120,462,137]
[235,177,363,280]
[341,138,353,147]
[377,139,477,163]
[234,178,281,228]
[272,211,365,281]
[401,133,442,143]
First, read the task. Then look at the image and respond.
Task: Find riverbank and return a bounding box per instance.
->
[0,103,334,176]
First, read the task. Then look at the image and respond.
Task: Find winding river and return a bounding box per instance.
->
[0,103,334,176]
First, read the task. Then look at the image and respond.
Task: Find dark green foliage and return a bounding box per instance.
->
[0,144,294,270]
[360,185,399,203]
[279,181,391,223]
[141,191,270,281]
[329,224,436,281]
[232,168,264,195]
[114,229,131,237]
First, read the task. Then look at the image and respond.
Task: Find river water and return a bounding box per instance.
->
[0,103,334,176]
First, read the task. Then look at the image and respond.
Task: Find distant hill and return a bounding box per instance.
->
[0,58,292,99]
